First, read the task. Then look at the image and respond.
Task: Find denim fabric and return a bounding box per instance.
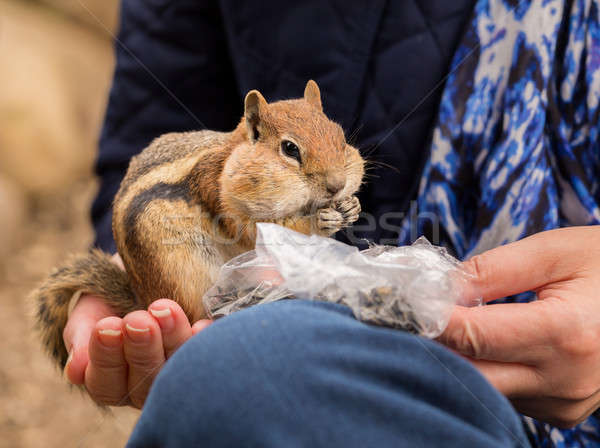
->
[128,300,530,448]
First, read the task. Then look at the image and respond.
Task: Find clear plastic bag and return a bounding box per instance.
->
[202,223,481,338]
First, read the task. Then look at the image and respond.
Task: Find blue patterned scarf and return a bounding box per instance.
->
[400,0,600,446]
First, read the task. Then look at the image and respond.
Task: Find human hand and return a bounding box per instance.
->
[439,226,600,428]
[63,255,212,408]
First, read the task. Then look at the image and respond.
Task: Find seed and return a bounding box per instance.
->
[207,284,427,336]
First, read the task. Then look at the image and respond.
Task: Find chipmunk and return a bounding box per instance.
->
[31,80,365,369]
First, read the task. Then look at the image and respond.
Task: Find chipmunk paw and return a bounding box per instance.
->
[316,196,361,235]
[335,196,361,226]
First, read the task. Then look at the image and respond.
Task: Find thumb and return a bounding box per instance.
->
[63,294,115,384]
[439,299,557,363]
[463,227,586,303]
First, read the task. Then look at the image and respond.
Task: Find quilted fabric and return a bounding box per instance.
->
[92,0,475,253]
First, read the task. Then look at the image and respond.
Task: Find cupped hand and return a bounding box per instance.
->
[439,226,600,428]
[63,256,212,408]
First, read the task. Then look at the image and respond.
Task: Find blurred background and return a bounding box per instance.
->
[0,0,139,446]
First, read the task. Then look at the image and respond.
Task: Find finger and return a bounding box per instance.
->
[467,358,543,398]
[191,319,213,335]
[511,391,600,429]
[463,227,594,302]
[148,299,193,359]
[470,358,600,426]
[439,300,561,362]
[63,294,115,385]
[111,253,125,271]
[84,317,129,406]
[123,310,165,408]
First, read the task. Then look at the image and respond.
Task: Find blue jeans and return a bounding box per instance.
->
[127,300,530,447]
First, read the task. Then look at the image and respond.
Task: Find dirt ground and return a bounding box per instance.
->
[0,1,139,446]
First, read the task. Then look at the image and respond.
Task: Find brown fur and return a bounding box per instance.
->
[31,80,365,368]
[31,250,138,367]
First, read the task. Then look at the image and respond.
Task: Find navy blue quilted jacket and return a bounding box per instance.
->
[93,0,475,253]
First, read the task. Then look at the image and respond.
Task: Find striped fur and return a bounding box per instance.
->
[31,80,365,369]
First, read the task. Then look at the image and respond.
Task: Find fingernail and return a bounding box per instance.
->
[150,307,171,318]
[98,328,122,347]
[150,307,174,332]
[125,323,151,342]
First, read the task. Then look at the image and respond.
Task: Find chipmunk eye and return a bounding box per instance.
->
[281,140,301,164]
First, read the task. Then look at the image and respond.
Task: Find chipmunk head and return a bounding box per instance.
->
[221,80,364,221]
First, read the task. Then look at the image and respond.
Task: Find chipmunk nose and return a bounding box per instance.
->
[326,172,346,196]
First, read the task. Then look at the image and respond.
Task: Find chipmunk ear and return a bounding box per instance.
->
[304,80,322,111]
[244,90,268,142]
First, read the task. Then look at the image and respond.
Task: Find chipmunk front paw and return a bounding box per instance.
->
[316,196,361,235]
[336,196,361,225]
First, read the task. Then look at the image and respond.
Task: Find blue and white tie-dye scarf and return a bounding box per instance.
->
[400,0,600,446]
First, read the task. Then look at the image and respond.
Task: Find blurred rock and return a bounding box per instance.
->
[0,175,26,258]
[37,0,119,35]
[0,1,137,447]
[0,0,114,195]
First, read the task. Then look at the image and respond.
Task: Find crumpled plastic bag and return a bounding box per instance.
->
[202,223,481,338]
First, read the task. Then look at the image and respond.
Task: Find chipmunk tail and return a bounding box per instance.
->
[30,249,139,368]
